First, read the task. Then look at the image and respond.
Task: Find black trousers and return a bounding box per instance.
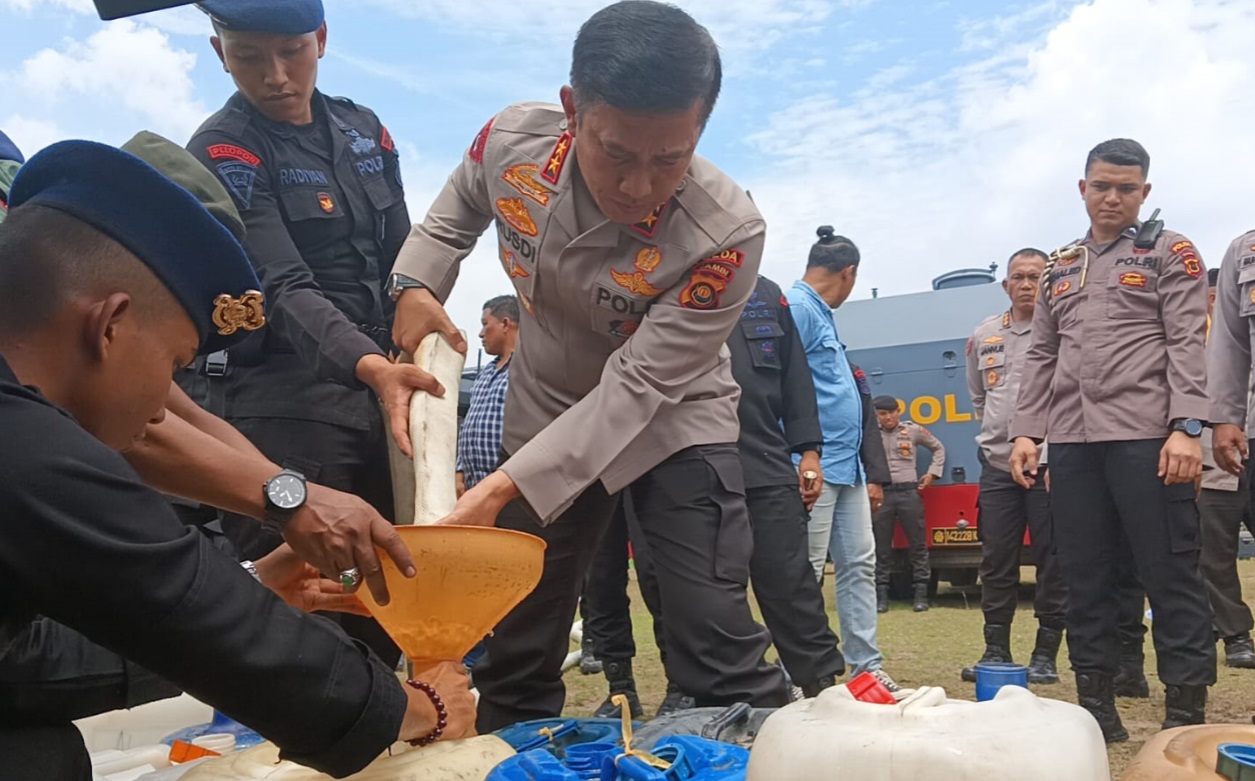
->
[0,726,92,781]
[873,485,929,587]
[1050,441,1216,686]
[977,464,1066,628]
[588,483,846,687]
[582,492,664,664]
[473,444,789,732]
[221,416,400,667]
[1200,475,1254,639]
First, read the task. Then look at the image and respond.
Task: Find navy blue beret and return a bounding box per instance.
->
[198,0,324,35]
[7,141,266,355]
[0,130,23,164]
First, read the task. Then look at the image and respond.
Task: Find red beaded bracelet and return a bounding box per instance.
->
[405,679,448,747]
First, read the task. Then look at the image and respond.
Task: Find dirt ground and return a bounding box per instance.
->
[559,560,1255,779]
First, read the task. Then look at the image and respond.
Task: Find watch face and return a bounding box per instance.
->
[267,473,306,510]
[1186,419,1204,436]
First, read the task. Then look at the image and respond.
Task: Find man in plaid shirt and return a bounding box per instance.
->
[457,295,518,494]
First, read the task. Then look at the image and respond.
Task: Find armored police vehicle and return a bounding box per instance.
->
[835,267,1010,597]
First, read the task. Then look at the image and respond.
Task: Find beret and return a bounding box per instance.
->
[198,0,324,35]
[872,395,900,412]
[7,140,265,355]
[121,130,245,241]
[0,130,23,165]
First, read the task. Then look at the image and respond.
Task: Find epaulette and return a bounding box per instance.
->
[328,95,358,110]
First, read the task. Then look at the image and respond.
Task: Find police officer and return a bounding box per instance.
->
[0,130,21,224]
[186,0,437,662]
[870,395,944,613]
[961,249,1067,683]
[389,1,791,730]
[1010,138,1215,741]
[0,140,473,779]
[1203,233,1255,668]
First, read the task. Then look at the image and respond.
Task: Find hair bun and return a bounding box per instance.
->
[816,225,836,241]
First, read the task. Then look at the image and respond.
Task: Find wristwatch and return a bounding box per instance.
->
[387,272,426,301]
[1170,418,1205,438]
[263,468,307,529]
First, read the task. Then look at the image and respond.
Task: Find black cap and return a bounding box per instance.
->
[873,395,899,412]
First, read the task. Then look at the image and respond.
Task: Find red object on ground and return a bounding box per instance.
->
[847,672,897,704]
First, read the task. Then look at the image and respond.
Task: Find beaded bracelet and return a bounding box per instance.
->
[405,679,448,747]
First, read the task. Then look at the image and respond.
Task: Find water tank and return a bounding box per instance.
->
[931,266,997,291]
[747,683,1108,781]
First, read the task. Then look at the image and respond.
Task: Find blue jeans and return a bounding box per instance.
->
[806,481,883,675]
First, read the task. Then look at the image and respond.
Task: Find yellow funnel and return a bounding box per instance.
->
[359,525,546,664]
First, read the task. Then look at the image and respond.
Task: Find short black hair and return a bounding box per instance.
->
[571,1,722,126]
[483,294,519,322]
[0,205,176,340]
[807,225,860,272]
[1085,138,1150,177]
[1007,248,1048,275]
[1208,267,1220,287]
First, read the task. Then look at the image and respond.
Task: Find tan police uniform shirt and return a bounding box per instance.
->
[392,103,765,522]
[1011,224,1210,443]
[879,421,945,484]
[967,310,1046,473]
[1204,230,1255,490]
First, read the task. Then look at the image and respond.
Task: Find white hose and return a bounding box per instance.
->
[407,332,466,525]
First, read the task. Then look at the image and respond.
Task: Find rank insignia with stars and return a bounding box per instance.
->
[542,132,572,184]
[631,202,669,239]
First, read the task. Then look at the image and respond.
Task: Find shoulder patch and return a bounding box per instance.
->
[380,125,394,153]
[853,367,871,397]
[780,294,788,308]
[207,143,261,166]
[1171,239,1203,278]
[469,117,494,164]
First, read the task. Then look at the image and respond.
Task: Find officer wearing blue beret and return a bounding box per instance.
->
[184,0,439,664]
[0,141,474,778]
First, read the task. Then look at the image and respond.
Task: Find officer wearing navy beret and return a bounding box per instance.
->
[0,141,474,778]
[185,0,437,663]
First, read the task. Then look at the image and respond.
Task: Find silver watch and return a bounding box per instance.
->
[240,560,261,582]
[387,273,426,301]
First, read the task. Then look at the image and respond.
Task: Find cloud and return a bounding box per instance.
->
[0,0,94,12]
[0,116,65,159]
[12,20,208,146]
[743,0,1255,298]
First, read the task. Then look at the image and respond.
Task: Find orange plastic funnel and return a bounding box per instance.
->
[359,525,546,663]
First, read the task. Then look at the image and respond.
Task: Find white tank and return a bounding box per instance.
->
[181,735,514,780]
[747,683,1108,781]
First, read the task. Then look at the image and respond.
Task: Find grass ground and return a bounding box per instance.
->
[559,560,1255,779]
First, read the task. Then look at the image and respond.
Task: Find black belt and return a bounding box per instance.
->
[885,482,919,491]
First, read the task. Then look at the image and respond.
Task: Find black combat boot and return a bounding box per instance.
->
[961,624,1012,682]
[912,583,929,612]
[799,674,838,699]
[592,659,642,719]
[655,681,696,718]
[877,585,889,614]
[1076,672,1129,744]
[1026,626,1063,685]
[1113,649,1150,698]
[1225,634,1255,669]
[1162,684,1207,730]
[579,635,603,675]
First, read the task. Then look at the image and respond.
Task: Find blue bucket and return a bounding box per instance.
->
[974,662,1028,702]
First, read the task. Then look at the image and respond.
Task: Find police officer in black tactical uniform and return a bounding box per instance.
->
[583,275,846,717]
[185,0,441,663]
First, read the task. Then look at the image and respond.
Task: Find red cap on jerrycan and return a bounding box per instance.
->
[847,671,897,704]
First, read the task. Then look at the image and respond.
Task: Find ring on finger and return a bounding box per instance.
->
[339,567,362,590]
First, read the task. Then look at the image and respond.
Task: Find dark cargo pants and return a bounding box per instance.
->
[872,484,929,587]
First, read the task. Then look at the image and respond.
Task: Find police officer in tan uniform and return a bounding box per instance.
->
[961,249,1068,684]
[870,396,944,613]
[1204,235,1255,668]
[1011,138,1215,741]
[386,1,789,730]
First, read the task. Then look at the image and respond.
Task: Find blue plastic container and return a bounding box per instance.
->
[486,736,748,781]
[974,662,1029,702]
[162,709,265,749]
[493,718,630,758]
[1217,742,1255,779]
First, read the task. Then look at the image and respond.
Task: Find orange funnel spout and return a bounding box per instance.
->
[359,526,546,664]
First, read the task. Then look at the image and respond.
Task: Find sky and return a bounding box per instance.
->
[4,0,1255,344]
